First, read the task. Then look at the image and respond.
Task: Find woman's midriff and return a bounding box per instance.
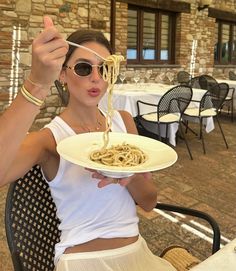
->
[64,236,139,254]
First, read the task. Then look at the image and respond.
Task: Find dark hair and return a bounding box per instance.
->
[63,29,113,66]
[55,30,112,107]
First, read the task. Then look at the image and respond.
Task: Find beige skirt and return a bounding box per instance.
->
[56,235,176,271]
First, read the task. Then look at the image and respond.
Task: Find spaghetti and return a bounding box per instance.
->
[90,53,147,167]
[90,143,147,167]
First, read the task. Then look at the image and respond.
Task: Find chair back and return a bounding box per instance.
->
[199,75,218,92]
[177,71,191,85]
[200,83,229,113]
[188,76,201,89]
[157,85,193,120]
[229,70,236,80]
[5,165,61,271]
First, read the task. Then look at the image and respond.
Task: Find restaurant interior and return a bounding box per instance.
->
[0,0,236,270]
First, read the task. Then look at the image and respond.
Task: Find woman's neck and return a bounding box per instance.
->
[60,105,105,133]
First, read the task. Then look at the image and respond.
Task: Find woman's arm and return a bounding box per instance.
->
[119,110,157,211]
[0,16,68,183]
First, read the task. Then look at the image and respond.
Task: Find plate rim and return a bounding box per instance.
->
[56,132,178,174]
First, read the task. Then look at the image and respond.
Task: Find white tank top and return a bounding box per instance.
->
[43,111,139,263]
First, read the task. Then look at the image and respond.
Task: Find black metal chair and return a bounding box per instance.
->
[198,75,219,93]
[5,165,221,271]
[5,165,61,271]
[222,86,235,122]
[229,70,236,81]
[136,85,193,160]
[183,83,229,154]
[187,76,201,89]
[177,71,192,85]
[200,75,234,122]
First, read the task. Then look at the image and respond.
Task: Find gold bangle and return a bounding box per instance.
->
[26,77,42,88]
[22,85,44,104]
[20,86,44,107]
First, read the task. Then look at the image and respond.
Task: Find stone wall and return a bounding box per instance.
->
[0,0,112,127]
[0,0,236,125]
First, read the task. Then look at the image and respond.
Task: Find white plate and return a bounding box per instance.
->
[57,132,178,178]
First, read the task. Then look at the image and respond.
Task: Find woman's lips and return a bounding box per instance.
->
[87,88,101,97]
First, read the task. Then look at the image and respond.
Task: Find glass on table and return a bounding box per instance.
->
[145,70,153,82]
[119,71,126,85]
[133,70,140,86]
[157,72,166,83]
[166,71,175,85]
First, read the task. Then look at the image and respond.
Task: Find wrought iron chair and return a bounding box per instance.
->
[229,70,236,81]
[5,165,221,271]
[187,76,201,89]
[177,71,192,85]
[200,75,234,122]
[136,85,193,159]
[198,75,218,93]
[183,83,229,154]
[5,165,61,271]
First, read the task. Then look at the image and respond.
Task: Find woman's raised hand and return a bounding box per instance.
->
[28,16,68,89]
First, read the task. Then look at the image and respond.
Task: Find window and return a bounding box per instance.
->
[127,6,176,64]
[214,20,236,65]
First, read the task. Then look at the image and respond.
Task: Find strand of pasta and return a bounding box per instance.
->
[101,54,124,149]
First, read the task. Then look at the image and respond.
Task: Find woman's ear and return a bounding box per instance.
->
[59,69,66,83]
[54,79,69,107]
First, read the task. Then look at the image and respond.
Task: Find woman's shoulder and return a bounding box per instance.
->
[117,110,137,134]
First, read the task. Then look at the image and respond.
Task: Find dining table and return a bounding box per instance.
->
[190,238,236,271]
[99,83,214,146]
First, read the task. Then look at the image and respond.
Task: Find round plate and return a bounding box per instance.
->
[57,132,178,178]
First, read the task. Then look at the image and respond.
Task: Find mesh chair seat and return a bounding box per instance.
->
[143,112,180,123]
[184,107,217,117]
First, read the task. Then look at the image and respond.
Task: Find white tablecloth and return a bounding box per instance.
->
[99,83,214,146]
[216,79,236,109]
[190,238,236,271]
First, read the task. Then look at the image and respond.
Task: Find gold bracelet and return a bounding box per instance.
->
[20,85,44,107]
[26,77,42,88]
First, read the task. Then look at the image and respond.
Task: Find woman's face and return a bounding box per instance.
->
[61,41,111,107]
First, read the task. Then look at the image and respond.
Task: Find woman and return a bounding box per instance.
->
[0,16,176,271]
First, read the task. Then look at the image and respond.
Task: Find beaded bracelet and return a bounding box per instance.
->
[20,85,44,107]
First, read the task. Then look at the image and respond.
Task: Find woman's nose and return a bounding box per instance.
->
[90,66,101,82]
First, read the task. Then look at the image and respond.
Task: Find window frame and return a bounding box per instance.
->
[214,19,236,65]
[127,5,176,65]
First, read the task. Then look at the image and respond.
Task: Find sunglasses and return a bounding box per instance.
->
[65,62,107,77]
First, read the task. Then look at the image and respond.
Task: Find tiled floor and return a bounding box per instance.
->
[0,114,235,270]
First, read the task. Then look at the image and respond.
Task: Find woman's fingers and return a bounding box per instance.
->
[29,16,68,87]
[43,15,54,28]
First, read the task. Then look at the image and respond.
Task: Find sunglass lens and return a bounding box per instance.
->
[74,63,92,76]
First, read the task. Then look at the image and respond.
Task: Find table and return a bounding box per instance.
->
[190,238,236,271]
[215,79,236,109]
[99,83,214,146]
